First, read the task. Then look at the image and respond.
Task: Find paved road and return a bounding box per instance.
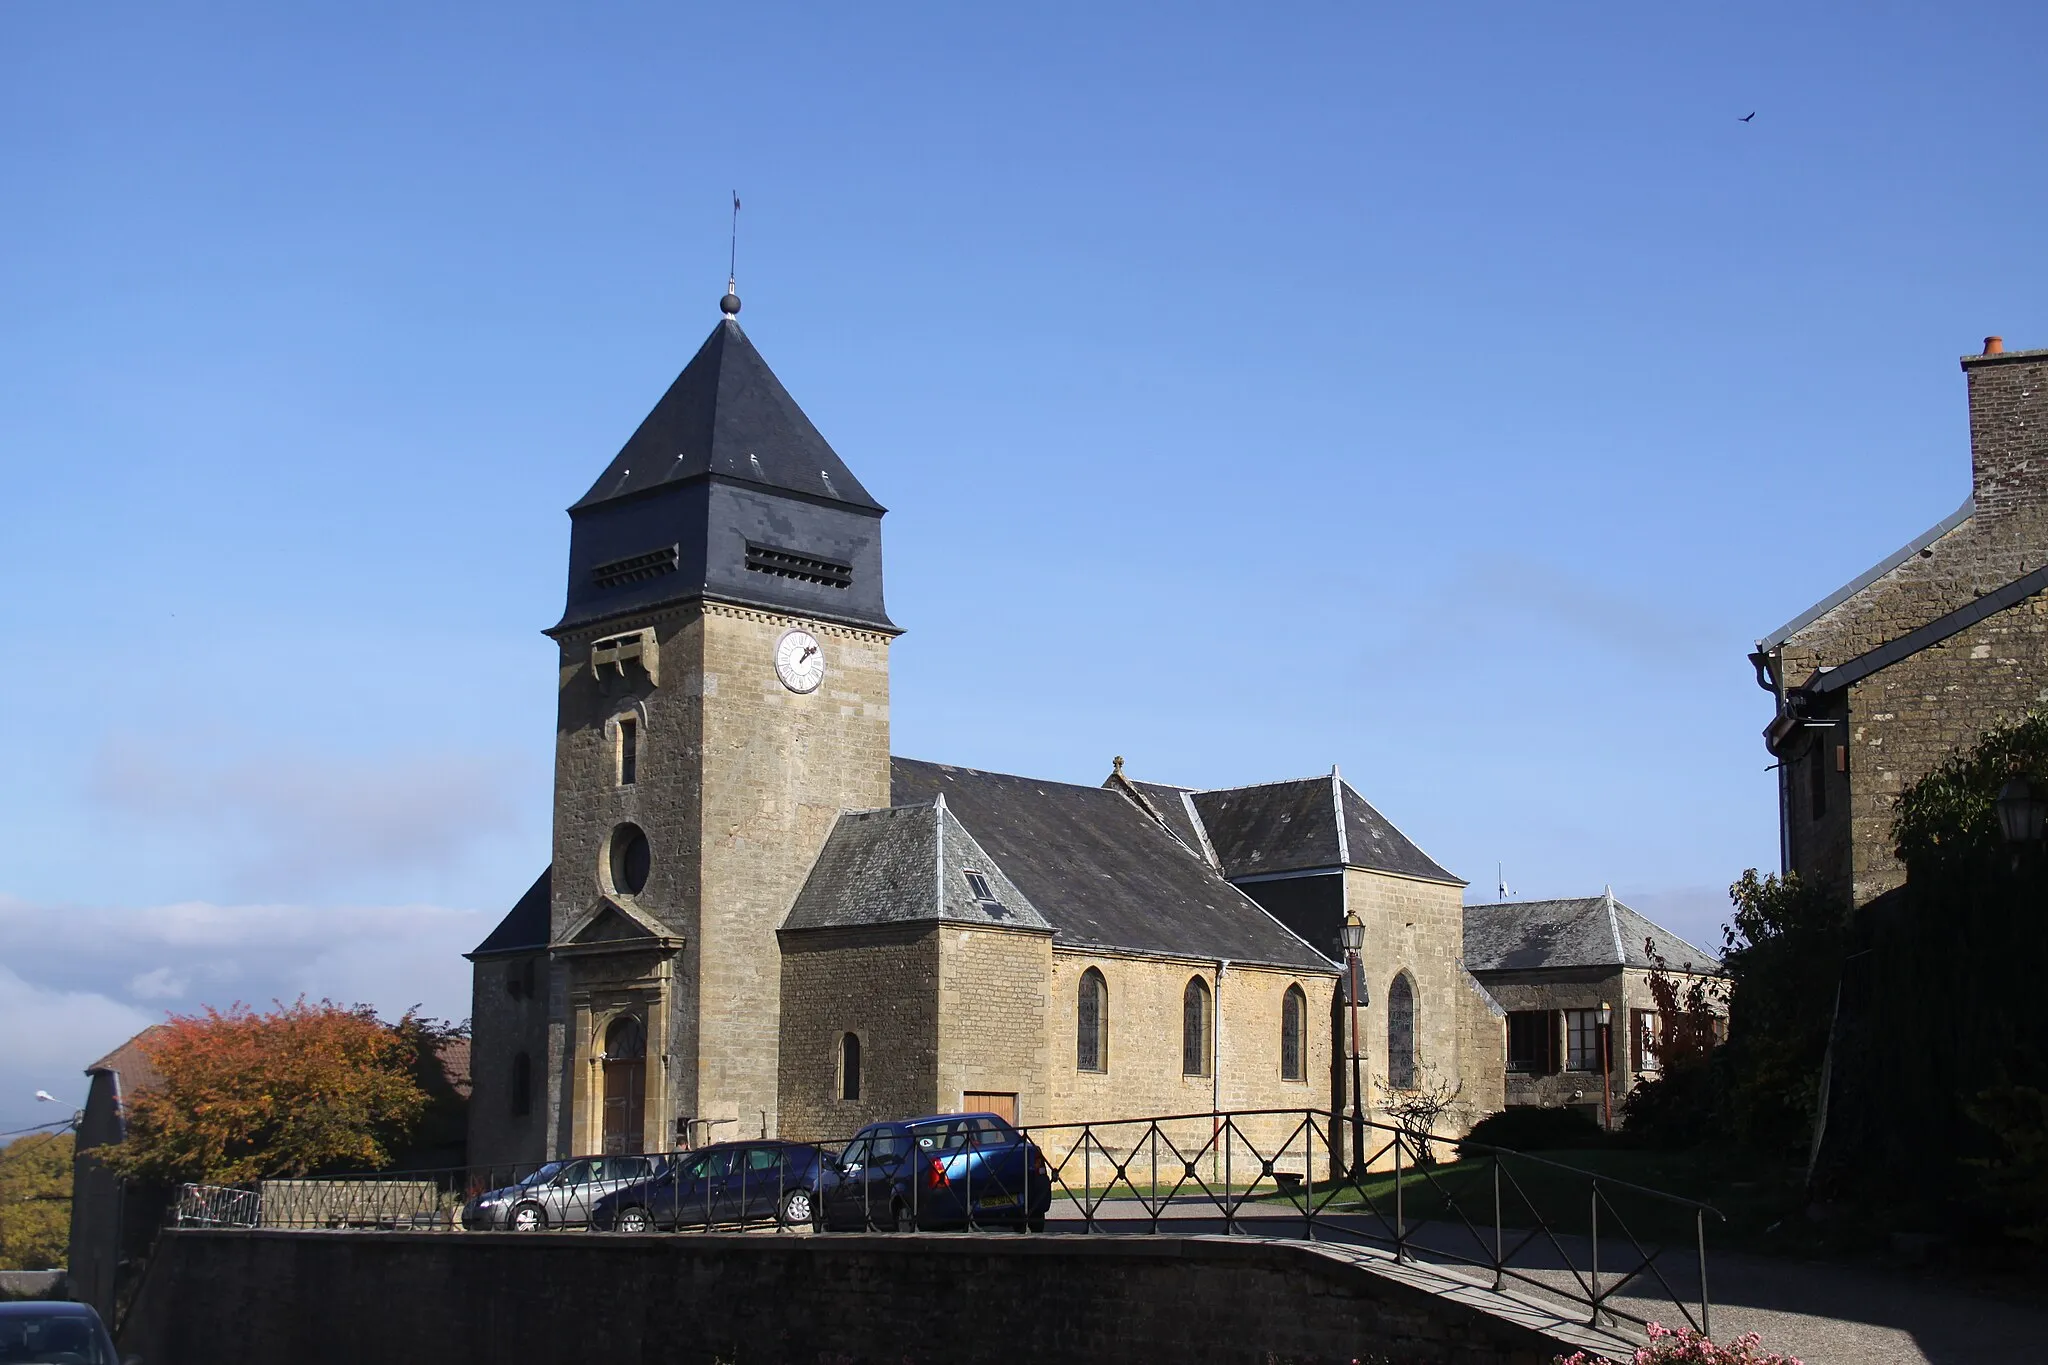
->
[1041,1198,2048,1364]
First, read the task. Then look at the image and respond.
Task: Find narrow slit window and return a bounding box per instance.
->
[618,717,638,786]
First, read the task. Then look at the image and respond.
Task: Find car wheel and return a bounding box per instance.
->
[884,1200,910,1233]
[780,1189,815,1227]
[510,1202,546,1232]
[1025,1214,1046,1233]
[617,1206,654,1234]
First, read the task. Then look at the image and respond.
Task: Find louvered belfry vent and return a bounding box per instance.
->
[746,542,852,589]
[592,545,680,589]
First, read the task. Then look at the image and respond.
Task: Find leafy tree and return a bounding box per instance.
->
[105,999,430,1185]
[0,1130,74,1270]
[1714,869,1851,1155]
[1893,710,2048,868]
[1621,943,1727,1144]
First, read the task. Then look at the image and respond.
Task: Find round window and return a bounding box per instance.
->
[609,823,651,896]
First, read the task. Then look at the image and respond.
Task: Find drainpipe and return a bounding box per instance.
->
[1213,959,1229,1182]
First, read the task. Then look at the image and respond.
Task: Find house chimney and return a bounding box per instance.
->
[1962,336,2048,524]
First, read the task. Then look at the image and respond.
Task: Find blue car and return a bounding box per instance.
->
[0,1300,125,1364]
[591,1140,825,1231]
[817,1112,1051,1232]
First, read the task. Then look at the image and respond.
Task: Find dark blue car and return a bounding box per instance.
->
[817,1112,1051,1232]
[591,1140,824,1231]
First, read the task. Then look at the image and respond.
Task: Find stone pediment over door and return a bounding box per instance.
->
[556,898,685,956]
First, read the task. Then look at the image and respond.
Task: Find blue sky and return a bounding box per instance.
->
[3,2,2044,1128]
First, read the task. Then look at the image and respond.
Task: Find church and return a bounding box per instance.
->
[465,292,1506,1166]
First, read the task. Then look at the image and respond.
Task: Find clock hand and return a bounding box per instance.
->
[801,645,817,660]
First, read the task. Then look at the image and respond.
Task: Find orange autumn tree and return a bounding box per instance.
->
[106,999,430,1185]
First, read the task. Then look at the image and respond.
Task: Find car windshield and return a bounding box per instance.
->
[0,1311,109,1364]
[516,1162,567,1188]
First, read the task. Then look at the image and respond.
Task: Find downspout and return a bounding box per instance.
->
[1213,959,1229,1134]
[1752,646,1792,876]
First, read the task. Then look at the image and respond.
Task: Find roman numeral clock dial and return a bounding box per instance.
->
[774,629,826,694]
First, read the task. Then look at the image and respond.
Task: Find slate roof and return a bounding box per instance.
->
[783,799,1051,932]
[891,759,1334,972]
[1171,776,1461,886]
[470,866,551,956]
[1121,779,1209,856]
[572,317,882,513]
[1462,895,1721,974]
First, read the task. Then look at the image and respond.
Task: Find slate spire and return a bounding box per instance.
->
[552,299,894,637]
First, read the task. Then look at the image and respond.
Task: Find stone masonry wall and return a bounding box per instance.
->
[1044,952,1335,1178]
[466,953,551,1168]
[935,924,1053,1124]
[1346,869,1472,1130]
[1843,590,2048,903]
[126,1229,1599,1365]
[776,924,938,1143]
[697,606,893,1137]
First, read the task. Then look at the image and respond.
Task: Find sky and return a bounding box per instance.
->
[3,1,2045,1132]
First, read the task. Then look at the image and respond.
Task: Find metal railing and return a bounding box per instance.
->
[1017,1108,1723,1338]
[168,1109,1721,1337]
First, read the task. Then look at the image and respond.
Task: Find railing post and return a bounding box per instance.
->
[1223,1118,1234,1234]
[1303,1110,1315,1242]
[1393,1130,1405,1263]
[1588,1185,1601,1328]
[1491,1157,1503,1291]
[1698,1206,1712,1341]
[1083,1128,1093,1234]
[1149,1123,1160,1235]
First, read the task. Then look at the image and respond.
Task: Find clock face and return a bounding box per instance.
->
[774,629,826,694]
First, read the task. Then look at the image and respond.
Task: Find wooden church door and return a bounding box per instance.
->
[601,1015,646,1155]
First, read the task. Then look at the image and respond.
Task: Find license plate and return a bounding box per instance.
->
[977,1193,1017,1207]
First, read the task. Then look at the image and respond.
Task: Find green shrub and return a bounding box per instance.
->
[1458,1106,1604,1158]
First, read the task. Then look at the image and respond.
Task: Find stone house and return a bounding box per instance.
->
[466,295,1506,1168]
[1752,338,2048,907]
[1462,892,1721,1129]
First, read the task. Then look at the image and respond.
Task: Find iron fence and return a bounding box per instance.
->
[1017,1108,1723,1339]
[167,1109,1722,1338]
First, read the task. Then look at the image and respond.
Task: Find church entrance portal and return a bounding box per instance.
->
[601,1015,646,1155]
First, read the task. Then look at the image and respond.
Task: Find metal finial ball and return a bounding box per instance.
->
[720,290,742,316]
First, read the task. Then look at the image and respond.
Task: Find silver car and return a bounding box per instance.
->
[462,1155,661,1231]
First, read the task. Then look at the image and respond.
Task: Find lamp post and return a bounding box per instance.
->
[1341,910,1367,1176]
[1996,776,2048,845]
[1597,1000,1614,1131]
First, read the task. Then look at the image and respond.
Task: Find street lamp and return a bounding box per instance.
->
[1341,911,1367,1176]
[1597,1001,1615,1131]
[1995,776,2048,845]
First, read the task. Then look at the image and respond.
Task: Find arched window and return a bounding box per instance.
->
[1281,984,1307,1081]
[838,1033,862,1101]
[1182,976,1212,1077]
[510,1051,531,1117]
[1077,969,1108,1072]
[1387,972,1418,1090]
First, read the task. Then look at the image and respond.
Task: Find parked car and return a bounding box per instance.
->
[817,1112,1051,1232]
[0,1300,128,1364]
[592,1140,825,1231]
[461,1154,664,1231]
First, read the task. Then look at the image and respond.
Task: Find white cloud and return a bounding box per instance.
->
[0,964,155,1134]
[0,893,493,1133]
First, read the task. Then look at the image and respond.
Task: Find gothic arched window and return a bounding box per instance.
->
[1077,968,1108,1072]
[1182,976,1212,1078]
[510,1051,531,1117]
[1281,984,1307,1081]
[838,1033,862,1102]
[1387,972,1418,1090]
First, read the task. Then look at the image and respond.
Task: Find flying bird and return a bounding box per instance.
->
[1739,112,1756,122]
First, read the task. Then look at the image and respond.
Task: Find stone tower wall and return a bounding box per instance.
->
[696,605,892,1136]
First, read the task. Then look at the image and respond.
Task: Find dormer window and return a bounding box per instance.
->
[963,869,1008,917]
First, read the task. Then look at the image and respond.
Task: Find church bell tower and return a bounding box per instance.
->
[540,291,897,1155]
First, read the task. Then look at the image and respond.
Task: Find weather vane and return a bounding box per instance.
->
[722,191,742,316]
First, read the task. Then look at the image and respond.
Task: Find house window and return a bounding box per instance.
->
[838,1033,861,1101]
[618,717,638,786]
[1182,977,1211,1077]
[1632,1009,1663,1073]
[1387,972,1417,1090]
[510,1052,531,1117]
[1077,969,1107,1072]
[1281,984,1306,1081]
[1506,1010,1557,1074]
[1566,1009,1609,1072]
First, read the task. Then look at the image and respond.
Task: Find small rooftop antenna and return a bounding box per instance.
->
[721,191,743,317]
[1498,863,1510,901]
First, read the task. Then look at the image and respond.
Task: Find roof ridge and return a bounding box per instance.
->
[1335,779,1462,885]
[1757,494,1974,651]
